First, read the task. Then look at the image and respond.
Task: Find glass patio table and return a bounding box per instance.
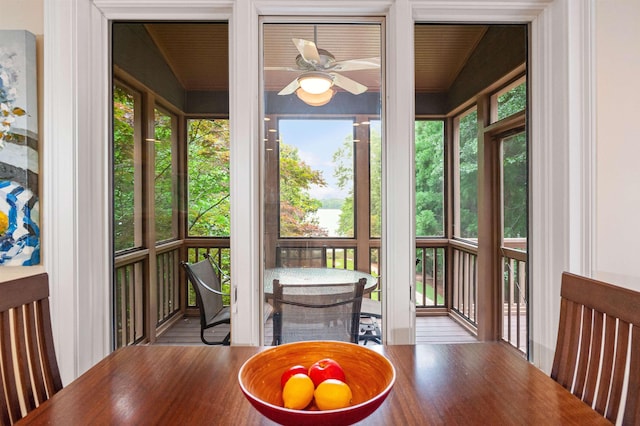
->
[263,267,378,296]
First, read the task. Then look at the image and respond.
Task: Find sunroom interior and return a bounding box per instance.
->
[112,21,528,354]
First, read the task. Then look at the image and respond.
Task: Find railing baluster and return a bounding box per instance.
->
[127,264,135,344]
[500,245,527,355]
[433,248,438,307]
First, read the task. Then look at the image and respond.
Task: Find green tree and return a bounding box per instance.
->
[415,120,445,236]
[498,82,527,240]
[458,110,478,238]
[331,123,381,238]
[113,86,136,251]
[279,142,327,237]
[497,82,526,120]
[369,124,382,238]
[187,119,231,236]
[154,109,175,241]
[332,135,355,237]
[502,132,527,238]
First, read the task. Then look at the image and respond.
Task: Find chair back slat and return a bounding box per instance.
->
[625,325,640,425]
[573,305,593,399]
[550,298,569,384]
[583,310,604,406]
[552,272,640,424]
[594,315,617,414]
[0,273,62,425]
[1,310,21,425]
[607,319,630,420]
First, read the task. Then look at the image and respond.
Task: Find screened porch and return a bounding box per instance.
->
[112,21,528,355]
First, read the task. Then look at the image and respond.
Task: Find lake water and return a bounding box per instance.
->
[314,208,341,236]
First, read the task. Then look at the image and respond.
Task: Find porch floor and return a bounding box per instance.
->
[152,314,478,346]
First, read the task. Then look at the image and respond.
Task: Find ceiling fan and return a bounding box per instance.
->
[266,28,380,97]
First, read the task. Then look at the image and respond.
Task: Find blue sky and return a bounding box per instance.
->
[279,119,354,200]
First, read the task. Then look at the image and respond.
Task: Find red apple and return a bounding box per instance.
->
[280,365,308,388]
[308,358,346,387]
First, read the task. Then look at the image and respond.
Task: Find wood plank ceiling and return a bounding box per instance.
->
[144,22,487,94]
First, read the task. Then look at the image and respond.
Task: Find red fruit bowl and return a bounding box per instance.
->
[238,341,395,426]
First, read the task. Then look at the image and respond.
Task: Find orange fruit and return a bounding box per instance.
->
[313,379,353,410]
[282,373,314,410]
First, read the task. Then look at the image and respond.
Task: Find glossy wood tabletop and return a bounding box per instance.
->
[18,343,610,425]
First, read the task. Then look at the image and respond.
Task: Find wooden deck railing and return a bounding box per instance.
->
[114,249,147,347]
[415,239,447,308]
[113,237,525,351]
[156,241,182,325]
[450,240,478,326]
[185,238,231,307]
[501,242,527,354]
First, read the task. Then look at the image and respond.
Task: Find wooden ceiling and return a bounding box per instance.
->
[145,23,229,91]
[144,23,487,94]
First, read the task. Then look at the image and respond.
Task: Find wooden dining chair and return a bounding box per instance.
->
[551,272,640,425]
[0,273,63,425]
[271,278,365,345]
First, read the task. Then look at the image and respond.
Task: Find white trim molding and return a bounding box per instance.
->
[229,0,261,346]
[44,0,80,385]
[529,0,595,372]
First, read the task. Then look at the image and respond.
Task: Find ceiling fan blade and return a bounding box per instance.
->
[331,57,381,72]
[292,38,321,64]
[331,73,368,95]
[264,66,300,71]
[278,78,300,95]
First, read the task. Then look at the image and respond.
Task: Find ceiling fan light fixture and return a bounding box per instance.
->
[297,72,333,94]
[296,87,335,107]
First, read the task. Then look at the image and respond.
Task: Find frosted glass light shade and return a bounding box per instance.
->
[295,88,335,106]
[297,72,333,94]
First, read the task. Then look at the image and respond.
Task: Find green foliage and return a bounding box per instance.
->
[331,124,382,238]
[497,83,528,240]
[279,143,327,237]
[497,82,526,121]
[415,121,445,236]
[113,81,526,255]
[113,86,136,251]
[187,119,231,236]
[332,136,355,237]
[369,124,382,238]
[502,132,527,238]
[458,110,479,238]
[154,109,175,241]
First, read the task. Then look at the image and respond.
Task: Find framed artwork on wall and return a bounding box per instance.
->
[0,30,39,266]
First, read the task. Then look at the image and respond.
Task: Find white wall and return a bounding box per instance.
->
[0,0,45,281]
[595,0,640,291]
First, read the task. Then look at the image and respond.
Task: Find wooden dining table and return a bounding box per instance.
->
[17,343,610,425]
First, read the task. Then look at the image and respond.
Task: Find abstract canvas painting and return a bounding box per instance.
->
[0,30,39,266]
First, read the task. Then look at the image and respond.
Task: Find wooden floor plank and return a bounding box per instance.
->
[154,314,478,345]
